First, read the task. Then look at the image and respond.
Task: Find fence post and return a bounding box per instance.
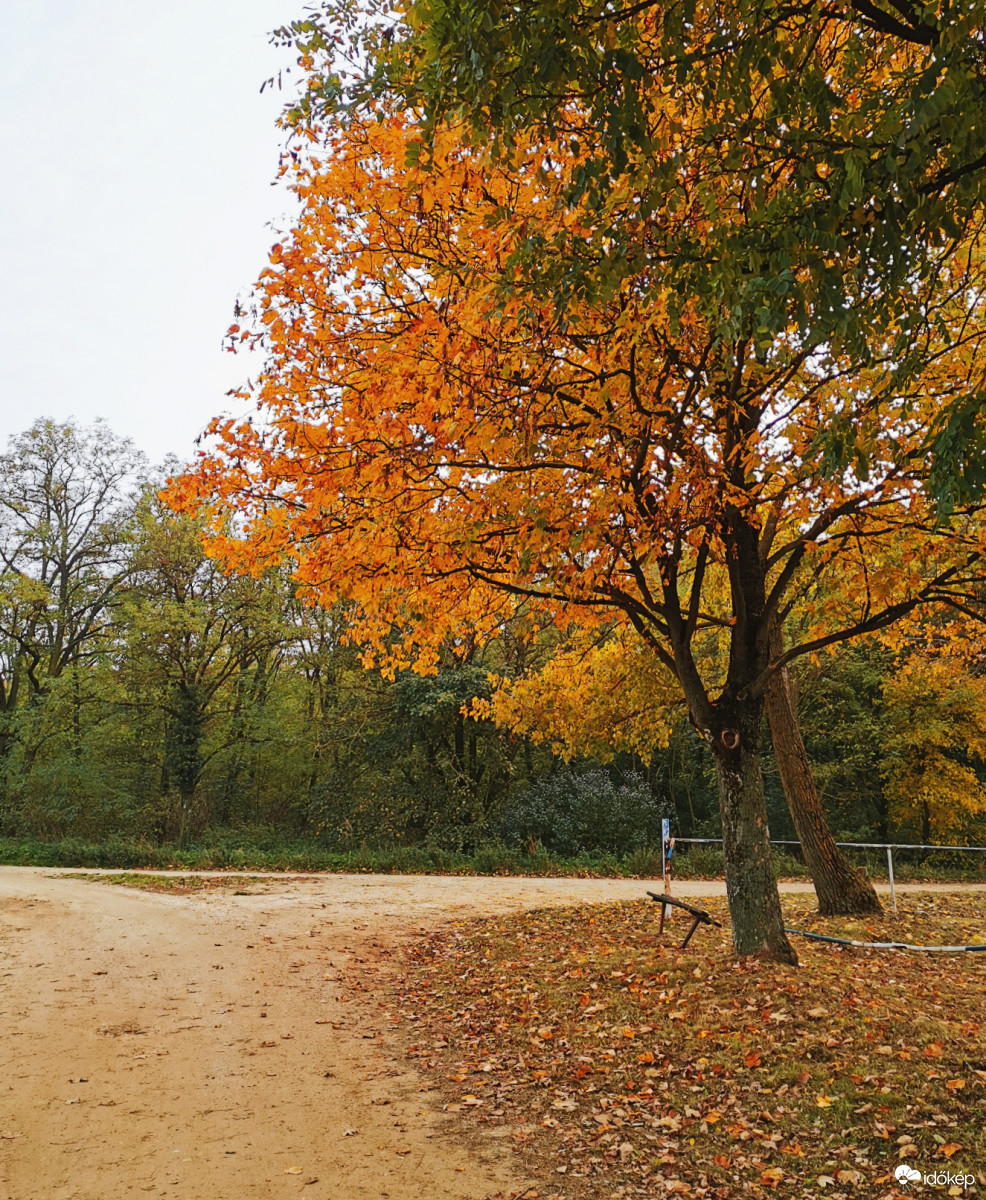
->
[661,818,671,925]
[887,846,897,913]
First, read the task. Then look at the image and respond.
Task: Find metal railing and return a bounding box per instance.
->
[663,837,986,912]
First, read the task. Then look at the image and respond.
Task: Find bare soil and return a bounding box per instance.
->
[1,869,980,1200]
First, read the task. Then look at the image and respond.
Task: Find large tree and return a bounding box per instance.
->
[171,100,986,962]
[267,0,986,923]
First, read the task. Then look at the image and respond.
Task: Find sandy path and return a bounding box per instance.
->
[1,870,983,1200]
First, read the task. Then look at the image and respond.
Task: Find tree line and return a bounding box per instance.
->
[2,419,984,868]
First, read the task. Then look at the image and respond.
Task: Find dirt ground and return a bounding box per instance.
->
[1,869,981,1200]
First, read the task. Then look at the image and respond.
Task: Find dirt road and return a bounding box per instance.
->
[1,869,981,1200]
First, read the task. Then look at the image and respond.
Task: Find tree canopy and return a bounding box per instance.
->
[168,56,986,960]
[281,0,986,501]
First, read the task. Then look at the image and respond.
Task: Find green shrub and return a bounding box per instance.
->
[772,849,812,878]
[498,769,666,857]
[675,844,725,877]
[626,845,664,878]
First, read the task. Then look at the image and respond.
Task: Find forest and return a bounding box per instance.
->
[2,419,985,873]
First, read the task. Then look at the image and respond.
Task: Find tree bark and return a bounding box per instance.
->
[765,626,882,916]
[707,698,799,964]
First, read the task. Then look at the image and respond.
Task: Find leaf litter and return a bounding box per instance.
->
[389,894,986,1199]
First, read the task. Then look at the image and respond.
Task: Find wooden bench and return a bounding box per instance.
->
[647,892,722,949]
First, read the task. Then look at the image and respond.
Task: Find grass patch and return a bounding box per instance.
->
[392,893,986,1199]
[60,872,276,894]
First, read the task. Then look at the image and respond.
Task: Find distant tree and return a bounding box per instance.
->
[0,419,144,823]
[121,489,288,843]
[882,655,986,844]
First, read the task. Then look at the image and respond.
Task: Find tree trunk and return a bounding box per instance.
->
[165,685,205,848]
[765,627,882,916]
[708,701,798,964]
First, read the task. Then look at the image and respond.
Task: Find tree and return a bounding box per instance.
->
[122,490,288,843]
[0,419,144,823]
[171,79,986,961]
[881,654,986,843]
[764,622,881,913]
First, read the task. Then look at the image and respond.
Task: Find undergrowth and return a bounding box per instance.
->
[0,835,981,882]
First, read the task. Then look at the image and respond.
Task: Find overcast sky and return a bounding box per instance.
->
[1,0,306,466]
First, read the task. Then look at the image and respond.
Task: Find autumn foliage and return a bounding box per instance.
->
[170,12,986,960]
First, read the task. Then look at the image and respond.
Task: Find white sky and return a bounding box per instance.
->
[1,0,306,467]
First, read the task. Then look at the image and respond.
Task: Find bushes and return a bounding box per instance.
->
[498,769,667,857]
[0,835,626,875]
